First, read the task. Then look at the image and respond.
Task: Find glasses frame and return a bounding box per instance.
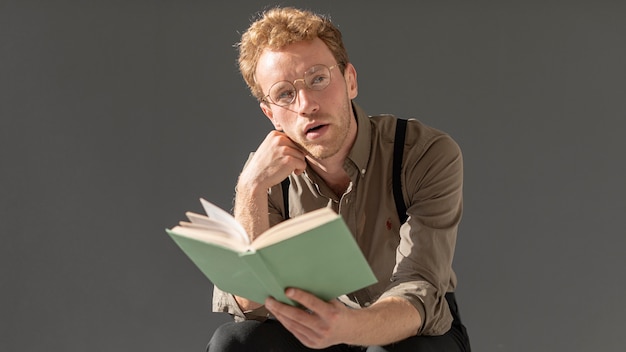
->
[262,63,342,107]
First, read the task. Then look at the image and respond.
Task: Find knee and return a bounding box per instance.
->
[206,321,262,352]
[207,322,241,352]
[209,319,304,351]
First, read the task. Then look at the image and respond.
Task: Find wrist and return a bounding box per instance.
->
[236,171,269,199]
[235,295,263,312]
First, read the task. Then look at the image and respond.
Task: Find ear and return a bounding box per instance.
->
[260,102,282,130]
[343,63,358,100]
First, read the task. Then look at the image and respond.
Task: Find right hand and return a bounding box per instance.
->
[238,130,308,193]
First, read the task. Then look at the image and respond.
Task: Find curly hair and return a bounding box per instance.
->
[237,7,349,101]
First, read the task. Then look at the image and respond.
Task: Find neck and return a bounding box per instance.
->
[306,151,346,175]
[307,157,351,197]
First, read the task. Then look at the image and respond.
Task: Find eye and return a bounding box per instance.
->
[276,89,296,103]
[269,82,296,105]
[305,65,331,90]
[309,74,329,87]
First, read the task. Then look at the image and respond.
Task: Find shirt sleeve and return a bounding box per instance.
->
[212,285,273,322]
[378,131,463,336]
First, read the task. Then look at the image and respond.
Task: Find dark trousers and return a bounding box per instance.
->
[206,293,471,352]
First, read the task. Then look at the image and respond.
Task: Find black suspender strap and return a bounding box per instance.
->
[281,117,408,223]
[393,118,408,224]
[280,178,290,220]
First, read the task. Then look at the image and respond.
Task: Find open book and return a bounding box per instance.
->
[166,199,377,306]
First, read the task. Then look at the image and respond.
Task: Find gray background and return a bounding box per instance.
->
[2,1,625,351]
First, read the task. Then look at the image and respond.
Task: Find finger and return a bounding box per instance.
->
[271,130,312,158]
[265,296,312,321]
[279,316,321,348]
[267,133,307,167]
[265,297,319,333]
[284,288,331,316]
[265,298,321,345]
[245,132,307,185]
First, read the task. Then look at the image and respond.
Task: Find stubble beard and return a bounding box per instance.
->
[299,102,352,160]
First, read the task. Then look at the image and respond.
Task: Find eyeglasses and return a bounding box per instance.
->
[262,64,341,107]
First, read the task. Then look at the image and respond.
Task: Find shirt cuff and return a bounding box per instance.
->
[378,281,452,336]
[212,286,272,322]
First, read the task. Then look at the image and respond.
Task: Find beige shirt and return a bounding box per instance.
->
[213,103,463,336]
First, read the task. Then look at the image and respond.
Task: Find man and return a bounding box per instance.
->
[208,7,471,352]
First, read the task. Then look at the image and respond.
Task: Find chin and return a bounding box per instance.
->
[303,136,347,160]
[306,146,340,160]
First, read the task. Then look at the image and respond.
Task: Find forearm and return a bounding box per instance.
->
[346,296,421,346]
[234,173,270,241]
[232,174,271,312]
[229,132,308,314]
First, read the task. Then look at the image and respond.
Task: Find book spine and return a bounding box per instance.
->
[238,251,294,305]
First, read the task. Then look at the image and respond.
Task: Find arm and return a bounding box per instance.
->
[266,130,464,344]
[383,132,463,335]
[231,180,268,312]
[265,288,421,348]
[231,130,307,311]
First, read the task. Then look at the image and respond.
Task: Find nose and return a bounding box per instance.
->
[295,86,319,115]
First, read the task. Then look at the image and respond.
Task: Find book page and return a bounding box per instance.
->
[185,212,216,227]
[200,198,250,245]
[180,218,238,238]
[167,226,250,252]
[252,207,338,249]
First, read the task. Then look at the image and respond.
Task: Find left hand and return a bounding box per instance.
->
[265,288,357,349]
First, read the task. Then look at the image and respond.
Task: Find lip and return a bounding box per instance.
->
[304,121,323,133]
[304,122,329,138]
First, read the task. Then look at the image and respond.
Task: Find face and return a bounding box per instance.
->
[255,38,358,160]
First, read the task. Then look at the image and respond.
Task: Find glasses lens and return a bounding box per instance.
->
[266,65,334,106]
[269,81,297,106]
[304,65,331,91]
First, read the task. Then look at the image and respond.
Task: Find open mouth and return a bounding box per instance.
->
[307,124,326,133]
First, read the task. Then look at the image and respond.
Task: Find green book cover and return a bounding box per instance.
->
[166,199,377,306]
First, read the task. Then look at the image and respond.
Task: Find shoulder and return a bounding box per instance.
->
[367,113,460,157]
[406,119,461,158]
